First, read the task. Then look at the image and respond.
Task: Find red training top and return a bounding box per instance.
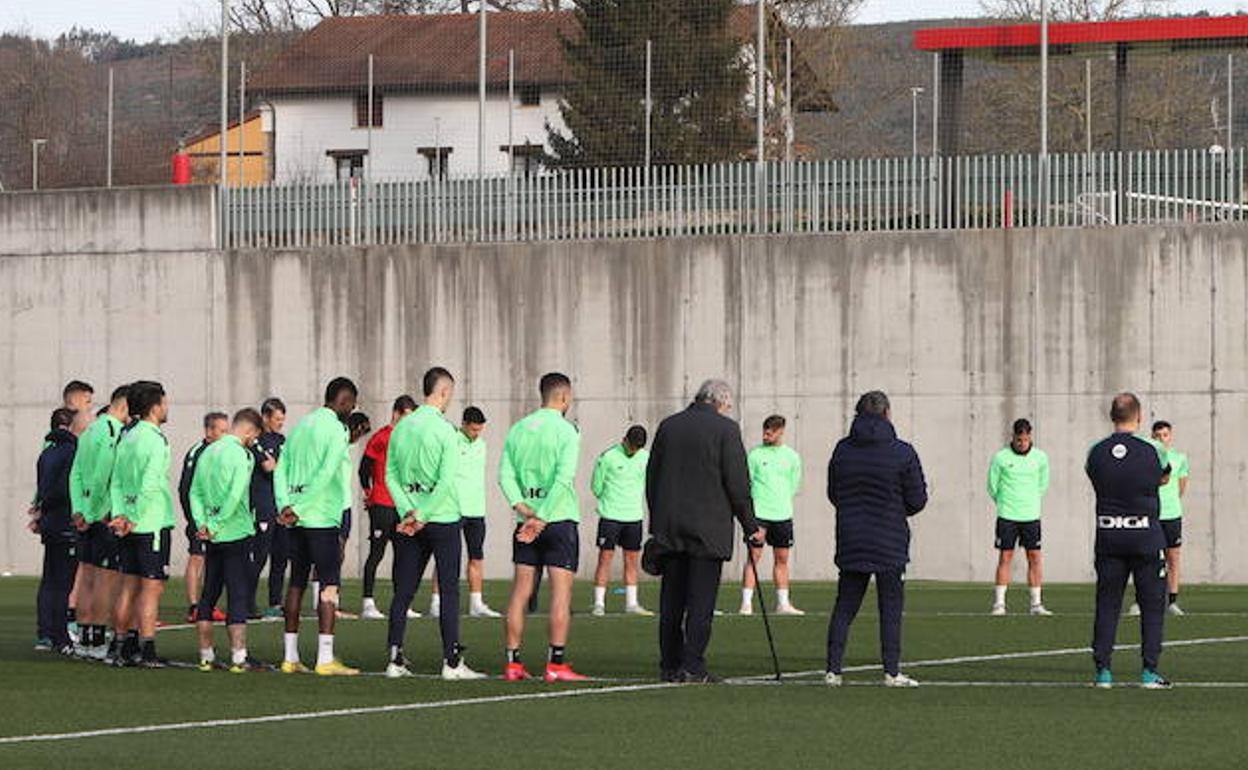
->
[364,424,395,507]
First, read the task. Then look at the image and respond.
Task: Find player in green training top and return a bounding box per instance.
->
[69,384,129,661]
[190,408,264,673]
[383,367,486,681]
[740,415,804,616]
[429,406,501,618]
[988,418,1051,616]
[1152,420,1190,616]
[108,380,175,668]
[275,376,359,676]
[499,372,588,682]
[590,425,651,617]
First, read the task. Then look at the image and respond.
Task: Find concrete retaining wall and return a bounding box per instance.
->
[0,185,216,256]
[3,226,1245,585]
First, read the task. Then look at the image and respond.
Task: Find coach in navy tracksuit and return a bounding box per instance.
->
[33,408,80,651]
[825,391,928,686]
[1085,392,1172,689]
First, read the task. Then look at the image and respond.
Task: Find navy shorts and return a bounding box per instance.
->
[995,518,1042,551]
[185,521,205,556]
[513,520,579,572]
[596,518,643,552]
[339,509,352,541]
[290,527,342,588]
[367,505,397,542]
[120,528,172,581]
[1162,519,1183,549]
[759,519,795,549]
[462,517,486,560]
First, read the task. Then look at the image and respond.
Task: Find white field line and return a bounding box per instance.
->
[731,634,1248,682]
[727,680,1248,689]
[10,635,1246,746]
[0,682,677,746]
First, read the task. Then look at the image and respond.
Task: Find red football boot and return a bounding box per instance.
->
[503,662,533,681]
[543,663,589,682]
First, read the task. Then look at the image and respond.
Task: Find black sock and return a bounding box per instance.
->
[91,625,103,646]
[141,638,157,658]
[121,631,139,657]
[447,644,463,668]
[66,608,76,623]
[1168,592,1178,605]
[548,645,565,665]
[506,648,521,664]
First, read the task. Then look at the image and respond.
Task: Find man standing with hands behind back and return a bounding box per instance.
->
[647,379,762,684]
[825,391,928,688]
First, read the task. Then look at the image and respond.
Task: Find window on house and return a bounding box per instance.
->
[518,84,541,107]
[418,146,453,179]
[355,92,383,128]
[327,150,366,180]
[500,143,545,177]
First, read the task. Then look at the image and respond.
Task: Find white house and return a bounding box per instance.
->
[250,8,832,183]
[251,11,578,183]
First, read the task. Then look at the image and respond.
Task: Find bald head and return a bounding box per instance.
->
[1110,392,1141,431]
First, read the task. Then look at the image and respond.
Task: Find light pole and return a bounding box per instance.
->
[31,138,47,191]
[220,0,229,188]
[910,86,924,156]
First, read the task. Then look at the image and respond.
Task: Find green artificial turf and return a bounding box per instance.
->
[1,577,1245,769]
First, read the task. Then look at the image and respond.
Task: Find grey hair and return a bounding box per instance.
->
[855,390,891,417]
[694,379,733,408]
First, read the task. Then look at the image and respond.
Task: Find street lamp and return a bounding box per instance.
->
[910,87,925,157]
[31,138,47,191]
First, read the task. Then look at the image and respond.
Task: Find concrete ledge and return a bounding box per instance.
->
[0,185,217,256]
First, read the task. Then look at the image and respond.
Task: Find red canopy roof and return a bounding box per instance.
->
[915,15,1248,56]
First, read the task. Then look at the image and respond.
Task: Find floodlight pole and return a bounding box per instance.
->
[220,0,229,188]
[910,86,923,157]
[106,67,114,187]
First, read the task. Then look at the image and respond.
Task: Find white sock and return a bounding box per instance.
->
[593,586,606,607]
[199,646,215,663]
[362,597,377,611]
[429,594,441,614]
[776,588,791,608]
[1030,586,1043,606]
[470,592,485,611]
[625,584,639,607]
[316,634,335,667]
[232,647,247,665]
[741,587,754,608]
[283,632,300,664]
[310,581,320,610]
[994,585,1007,606]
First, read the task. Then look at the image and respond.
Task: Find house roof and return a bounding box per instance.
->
[249,11,579,93]
[249,6,832,107]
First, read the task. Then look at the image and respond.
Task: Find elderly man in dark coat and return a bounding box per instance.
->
[825,390,928,687]
[647,379,762,683]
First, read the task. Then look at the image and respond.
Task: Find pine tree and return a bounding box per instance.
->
[547,0,752,167]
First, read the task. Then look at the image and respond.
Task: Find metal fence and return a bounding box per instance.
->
[220,148,1248,249]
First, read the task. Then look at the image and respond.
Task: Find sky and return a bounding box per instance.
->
[4,0,1248,43]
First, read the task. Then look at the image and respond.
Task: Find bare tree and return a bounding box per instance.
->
[979,0,1169,21]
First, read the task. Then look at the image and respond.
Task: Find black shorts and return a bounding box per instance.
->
[120,528,172,581]
[185,522,205,556]
[759,519,795,549]
[462,517,486,560]
[289,527,342,588]
[1161,519,1183,549]
[596,518,643,552]
[995,518,1042,551]
[513,520,579,572]
[80,521,121,571]
[367,505,398,542]
[339,509,352,541]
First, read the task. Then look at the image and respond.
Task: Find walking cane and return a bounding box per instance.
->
[747,537,783,682]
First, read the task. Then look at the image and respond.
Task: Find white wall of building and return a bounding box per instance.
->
[270,90,566,183]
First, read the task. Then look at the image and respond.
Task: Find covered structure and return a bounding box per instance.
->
[914,15,1248,156]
